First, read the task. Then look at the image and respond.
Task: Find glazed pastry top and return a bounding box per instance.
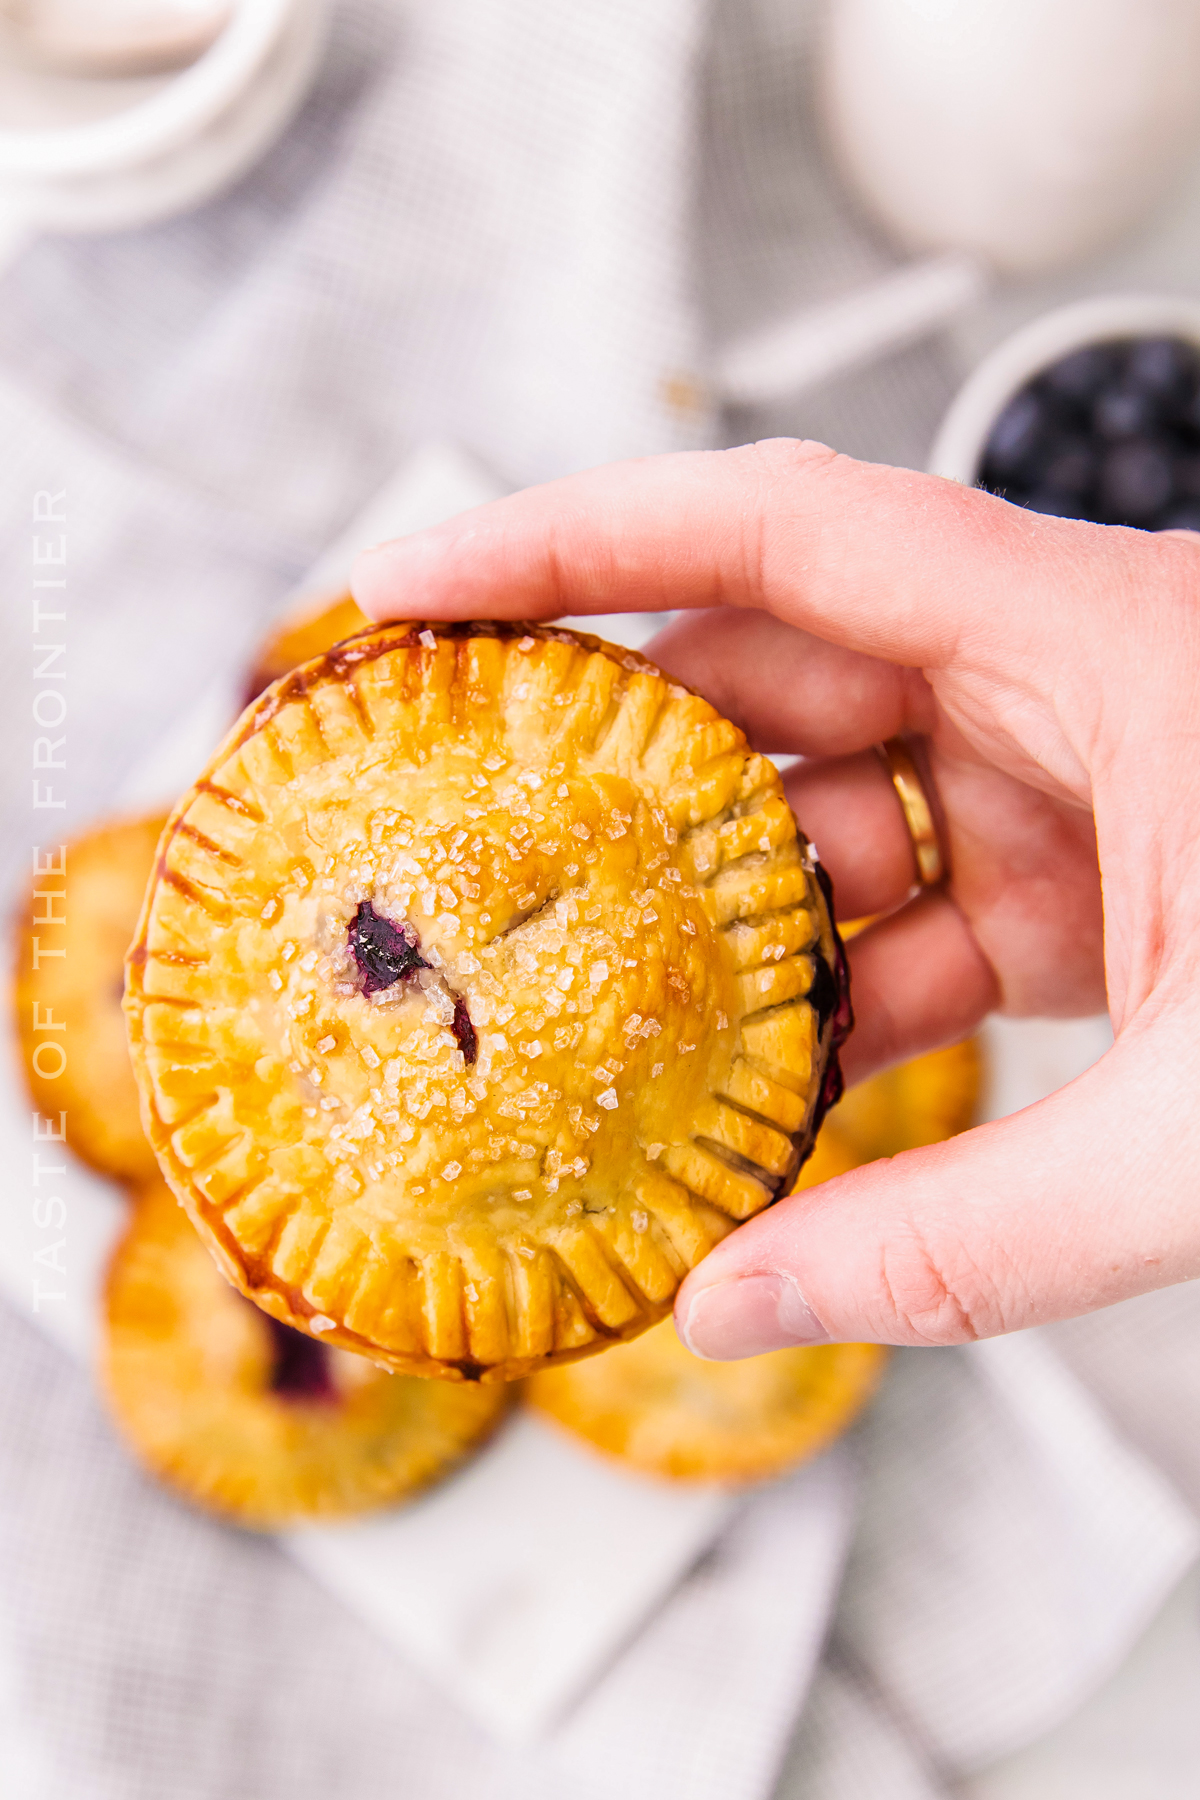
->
[125,622,847,1380]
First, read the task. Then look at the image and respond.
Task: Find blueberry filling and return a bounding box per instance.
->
[977,334,1200,531]
[452,995,478,1066]
[806,955,839,1036]
[812,862,853,1050]
[348,900,428,995]
[814,1054,846,1127]
[804,862,853,1147]
[346,900,477,1061]
[263,1313,337,1403]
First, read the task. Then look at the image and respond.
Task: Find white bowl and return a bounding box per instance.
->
[928,293,1200,486]
[0,0,296,180]
[0,0,325,248]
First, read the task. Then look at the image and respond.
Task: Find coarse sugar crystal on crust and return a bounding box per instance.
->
[527,1317,887,1484]
[102,1177,508,1527]
[15,814,166,1184]
[124,621,851,1383]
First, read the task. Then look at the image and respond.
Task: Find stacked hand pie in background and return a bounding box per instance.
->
[16,814,165,1188]
[12,599,981,1524]
[106,1177,505,1527]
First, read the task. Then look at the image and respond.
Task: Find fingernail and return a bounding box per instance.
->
[676,1274,829,1361]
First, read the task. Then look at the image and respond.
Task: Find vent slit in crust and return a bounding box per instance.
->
[347,901,429,995]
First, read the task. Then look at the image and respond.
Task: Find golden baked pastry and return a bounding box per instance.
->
[527,1317,887,1483]
[792,1036,981,1191]
[15,814,165,1183]
[244,593,370,704]
[102,1177,508,1527]
[125,620,850,1382]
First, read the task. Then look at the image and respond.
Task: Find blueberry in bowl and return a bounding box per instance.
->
[976,333,1200,530]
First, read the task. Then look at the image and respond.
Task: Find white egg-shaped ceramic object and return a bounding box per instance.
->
[820,0,1200,275]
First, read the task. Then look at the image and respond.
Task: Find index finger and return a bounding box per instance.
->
[351,438,1139,673]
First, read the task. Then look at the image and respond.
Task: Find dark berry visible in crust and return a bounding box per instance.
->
[348,901,428,996]
[451,995,478,1066]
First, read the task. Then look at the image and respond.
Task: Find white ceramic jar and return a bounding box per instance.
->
[820,0,1200,276]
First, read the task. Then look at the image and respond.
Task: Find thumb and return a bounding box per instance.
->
[674,1023,1198,1353]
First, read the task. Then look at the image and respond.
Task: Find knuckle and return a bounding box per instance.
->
[875,1217,1010,1345]
[721,439,841,606]
[738,437,844,513]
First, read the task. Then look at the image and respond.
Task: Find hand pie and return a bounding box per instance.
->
[102,1177,508,1527]
[15,814,166,1183]
[125,621,850,1382]
[244,593,370,705]
[527,1317,887,1483]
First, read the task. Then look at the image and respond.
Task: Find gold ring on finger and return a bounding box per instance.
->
[876,736,946,888]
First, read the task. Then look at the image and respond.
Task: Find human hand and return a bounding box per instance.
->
[352,440,1200,1355]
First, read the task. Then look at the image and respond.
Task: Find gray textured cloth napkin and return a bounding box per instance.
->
[5,2,1200,1796]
